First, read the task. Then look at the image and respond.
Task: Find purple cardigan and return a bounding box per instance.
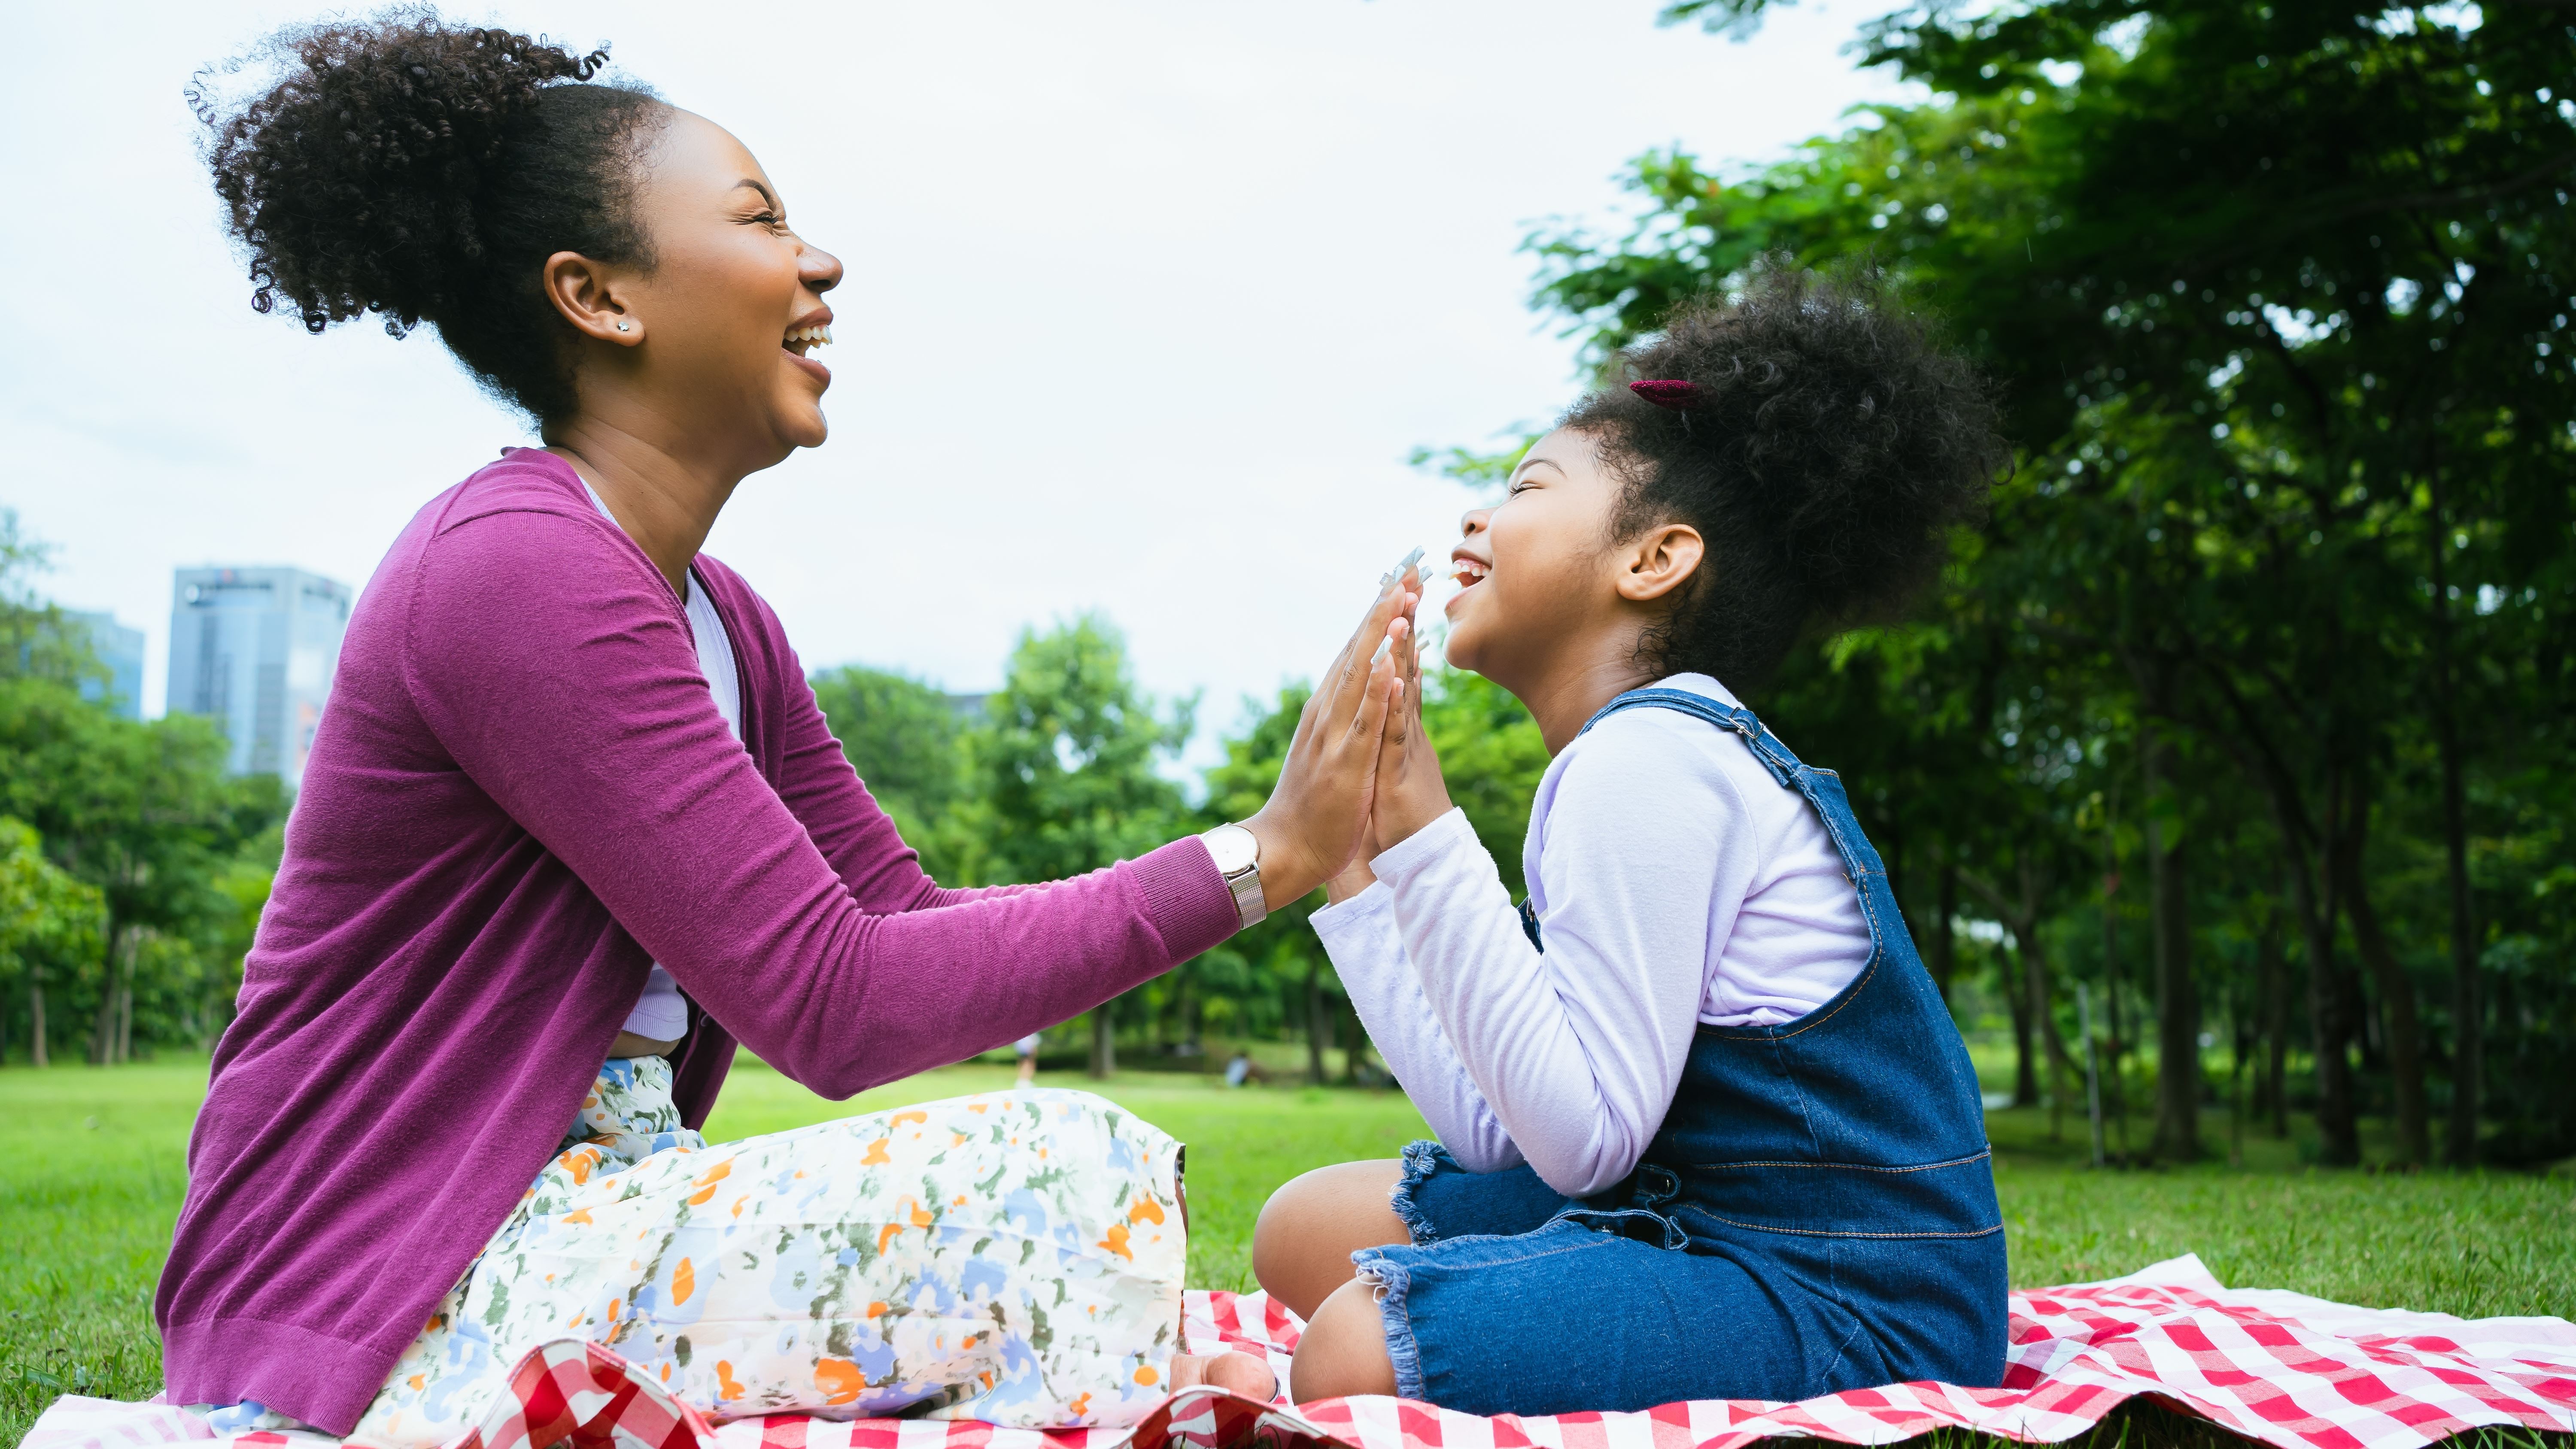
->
[155,449,1239,1432]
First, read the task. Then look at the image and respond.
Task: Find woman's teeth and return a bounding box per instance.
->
[1452,559,1489,585]
[785,325,832,348]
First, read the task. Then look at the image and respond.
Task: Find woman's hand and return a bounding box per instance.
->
[1367,591,1454,852]
[1242,579,1412,911]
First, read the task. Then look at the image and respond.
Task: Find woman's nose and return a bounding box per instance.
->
[1460,507,1492,539]
[802,243,844,294]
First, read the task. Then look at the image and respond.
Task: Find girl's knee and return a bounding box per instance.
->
[1288,1275,1400,1404]
[1252,1159,1407,1319]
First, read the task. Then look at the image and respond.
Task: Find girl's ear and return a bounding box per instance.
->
[1615,523,1705,603]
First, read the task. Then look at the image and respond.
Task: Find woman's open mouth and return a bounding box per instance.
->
[784,321,833,385]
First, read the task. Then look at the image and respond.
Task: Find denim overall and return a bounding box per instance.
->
[1353,689,2006,1416]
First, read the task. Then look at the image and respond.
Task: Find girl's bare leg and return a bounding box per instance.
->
[1288,1276,1400,1404]
[1252,1159,1409,1321]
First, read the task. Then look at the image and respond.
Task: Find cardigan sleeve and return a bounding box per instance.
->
[401,506,1238,1099]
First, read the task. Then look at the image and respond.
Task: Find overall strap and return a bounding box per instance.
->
[1575,688,1888,886]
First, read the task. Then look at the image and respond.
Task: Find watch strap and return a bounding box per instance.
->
[1201,823,1267,931]
[1224,864,1267,931]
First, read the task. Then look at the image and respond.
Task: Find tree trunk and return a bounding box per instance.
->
[2005,941,2038,1108]
[2335,792,2429,1164]
[2099,818,2124,1147]
[28,977,46,1068]
[2289,797,2359,1165]
[89,922,126,1066]
[1931,862,1959,1004]
[118,985,133,1064]
[1089,1001,1116,1079]
[2426,465,2481,1167]
[2141,722,2200,1162]
[1342,1003,1376,1086]
[2258,908,2289,1139]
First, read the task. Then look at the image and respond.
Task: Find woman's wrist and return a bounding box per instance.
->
[1239,810,1328,912]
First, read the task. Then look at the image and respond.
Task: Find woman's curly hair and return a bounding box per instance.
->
[194,9,665,422]
[1561,262,2006,691]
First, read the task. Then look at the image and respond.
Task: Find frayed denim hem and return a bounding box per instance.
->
[1388,1139,1455,1246]
[1351,1250,1427,1403]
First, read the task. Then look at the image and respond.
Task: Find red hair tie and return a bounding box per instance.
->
[1629,379,1703,409]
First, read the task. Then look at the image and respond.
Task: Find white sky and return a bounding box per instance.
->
[1,0,1910,767]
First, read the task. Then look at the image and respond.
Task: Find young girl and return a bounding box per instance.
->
[1254,267,2010,1415]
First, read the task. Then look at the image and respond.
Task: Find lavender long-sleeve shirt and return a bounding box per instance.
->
[155,449,1239,1433]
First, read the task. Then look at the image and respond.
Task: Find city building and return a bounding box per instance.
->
[167,567,353,788]
[62,610,145,721]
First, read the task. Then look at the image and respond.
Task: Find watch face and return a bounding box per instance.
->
[1205,825,1258,876]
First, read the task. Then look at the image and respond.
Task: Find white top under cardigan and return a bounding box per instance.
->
[1310,672,1872,1199]
[582,482,744,1043]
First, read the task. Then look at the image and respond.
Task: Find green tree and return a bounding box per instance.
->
[807,664,987,885]
[0,681,283,1061]
[1513,0,2572,1164]
[978,614,1196,1076]
[0,817,106,1067]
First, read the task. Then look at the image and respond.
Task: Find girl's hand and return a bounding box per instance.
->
[1323,813,1383,905]
[1242,579,1412,910]
[1369,582,1454,852]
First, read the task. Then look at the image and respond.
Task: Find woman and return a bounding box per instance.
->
[164,16,1410,1442]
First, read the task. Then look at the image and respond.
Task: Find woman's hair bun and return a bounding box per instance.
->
[195,9,662,421]
[1562,260,2007,691]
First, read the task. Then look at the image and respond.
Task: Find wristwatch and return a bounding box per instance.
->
[1200,823,1267,931]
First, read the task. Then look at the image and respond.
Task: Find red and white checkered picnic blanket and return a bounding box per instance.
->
[28,1255,2575,1449]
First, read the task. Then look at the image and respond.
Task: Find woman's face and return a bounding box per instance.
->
[613,110,844,464]
[1442,427,1629,688]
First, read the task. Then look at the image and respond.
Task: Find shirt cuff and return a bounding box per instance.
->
[1370,806,1476,886]
[1310,879,1394,942]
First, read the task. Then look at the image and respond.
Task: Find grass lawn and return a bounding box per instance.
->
[3,1056,2570,1449]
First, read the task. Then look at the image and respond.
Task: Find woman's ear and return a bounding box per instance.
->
[1615,523,1705,603]
[543,250,644,347]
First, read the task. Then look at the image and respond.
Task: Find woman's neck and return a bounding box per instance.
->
[543,415,740,596]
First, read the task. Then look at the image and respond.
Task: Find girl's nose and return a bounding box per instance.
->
[1461,507,1492,539]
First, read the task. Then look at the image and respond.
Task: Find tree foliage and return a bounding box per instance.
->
[1516,0,2573,1164]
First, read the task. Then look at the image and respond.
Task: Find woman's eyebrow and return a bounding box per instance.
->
[733,179,780,209]
[1512,456,1566,481]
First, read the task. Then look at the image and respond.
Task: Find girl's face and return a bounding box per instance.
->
[1442,427,1624,687]
[1442,426,1707,717]
[609,110,845,464]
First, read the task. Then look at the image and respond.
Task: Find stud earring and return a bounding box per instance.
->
[615,321,632,332]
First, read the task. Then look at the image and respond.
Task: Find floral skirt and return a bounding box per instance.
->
[337,1060,1188,1447]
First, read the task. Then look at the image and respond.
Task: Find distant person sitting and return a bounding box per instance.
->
[1224,1052,1269,1088]
[1015,1032,1043,1085]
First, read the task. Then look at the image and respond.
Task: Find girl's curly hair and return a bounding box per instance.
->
[194,9,665,422]
[1561,261,2006,691]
